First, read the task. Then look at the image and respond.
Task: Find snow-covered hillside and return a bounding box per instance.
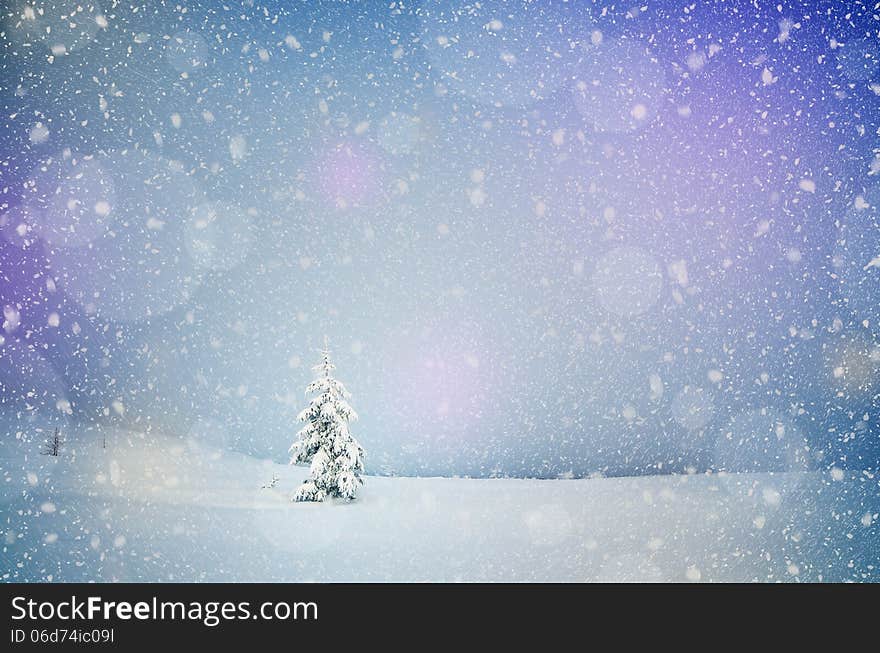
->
[1,431,878,582]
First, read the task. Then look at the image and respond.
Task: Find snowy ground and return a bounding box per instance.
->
[1,430,878,582]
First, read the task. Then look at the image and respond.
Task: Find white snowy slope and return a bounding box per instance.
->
[1,430,878,582]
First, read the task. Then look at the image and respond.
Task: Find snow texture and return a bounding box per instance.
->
[1,432,878,582]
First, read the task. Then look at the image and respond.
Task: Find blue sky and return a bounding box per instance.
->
[1,1,878,478]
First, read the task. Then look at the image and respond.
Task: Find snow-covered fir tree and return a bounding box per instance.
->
[289,340,365,502]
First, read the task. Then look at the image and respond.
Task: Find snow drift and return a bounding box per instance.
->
[1,430,877,582]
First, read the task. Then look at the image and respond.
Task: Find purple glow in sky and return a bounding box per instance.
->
[0,0,878,484]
